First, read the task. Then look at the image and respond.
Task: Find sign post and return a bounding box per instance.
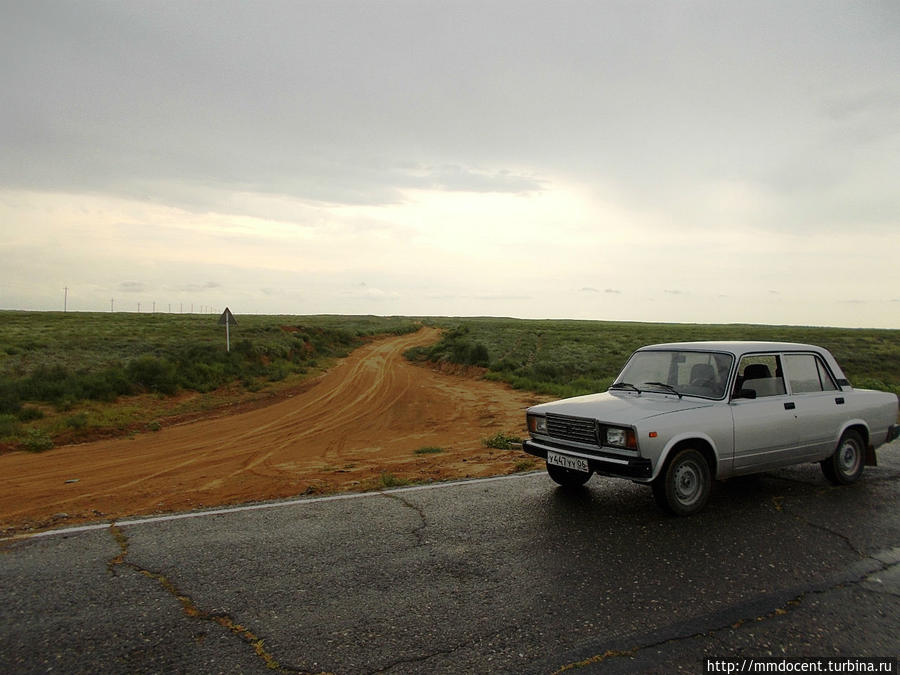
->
[218,307,238,352]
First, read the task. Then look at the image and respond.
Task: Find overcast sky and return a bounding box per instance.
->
[2,1,898,327]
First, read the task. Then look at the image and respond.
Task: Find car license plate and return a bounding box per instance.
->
[547,451,589,473]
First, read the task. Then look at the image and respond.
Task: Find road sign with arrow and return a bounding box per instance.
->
[218,307,237,351]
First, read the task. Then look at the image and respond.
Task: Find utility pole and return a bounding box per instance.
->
[64,287,68,312]
[111,298,114,312]
[137,302,141,313]
[152,301,156,313]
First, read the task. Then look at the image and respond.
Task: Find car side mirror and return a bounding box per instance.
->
[737,388,757,400]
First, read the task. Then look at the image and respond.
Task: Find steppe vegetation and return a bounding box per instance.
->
[0,311,418,451]
[2,311,898,453]
[412,318,900,399]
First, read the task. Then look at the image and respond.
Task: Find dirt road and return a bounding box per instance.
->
[0,328,544,534]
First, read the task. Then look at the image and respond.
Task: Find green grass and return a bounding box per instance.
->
[414,446,444,455]
[415,318,900,398]
[513,459,537,472]
[0,311,421,449]
[482,432,523,450]
[21,428,53,452]
[0,311,420,409]
[379,472,410,488]
[1,311,898,451]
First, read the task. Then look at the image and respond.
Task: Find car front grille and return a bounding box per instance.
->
[546,413,598,446]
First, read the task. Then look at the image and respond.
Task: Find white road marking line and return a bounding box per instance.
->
[1,471,545,542]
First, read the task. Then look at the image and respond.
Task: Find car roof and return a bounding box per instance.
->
[637,341,830,358]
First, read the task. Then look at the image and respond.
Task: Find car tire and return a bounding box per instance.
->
[652,448,711,516]
[546,462,592,488]
[821,429,865,485]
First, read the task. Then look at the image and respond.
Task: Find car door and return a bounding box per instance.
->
[730,354,798,473]
[782,353,844,460]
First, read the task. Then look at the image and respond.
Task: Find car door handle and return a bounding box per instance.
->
[784,402,796,410]
[835,397,845,405]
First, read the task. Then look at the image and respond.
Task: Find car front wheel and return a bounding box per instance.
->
[546,462,592,487]
[652,448,711,516]
[821,430,865,485]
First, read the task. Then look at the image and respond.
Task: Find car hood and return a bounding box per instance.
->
[528,391,716,425]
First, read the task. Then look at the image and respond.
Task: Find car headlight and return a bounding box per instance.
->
[604,426,637,450]
[527,414,547,434]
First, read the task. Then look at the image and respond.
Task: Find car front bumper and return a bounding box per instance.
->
[522,439,653,480]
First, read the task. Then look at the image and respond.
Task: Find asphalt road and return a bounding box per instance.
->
[2,441,899,674]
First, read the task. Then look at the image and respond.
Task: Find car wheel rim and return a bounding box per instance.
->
[838,438,861,476]
[673,460,702,506]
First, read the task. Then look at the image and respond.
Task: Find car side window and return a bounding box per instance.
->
[817,358,838,391]
[784,354,838,393]
[735,354,786,398]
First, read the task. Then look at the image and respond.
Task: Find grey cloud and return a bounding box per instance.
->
[470,295,531,301]
[401,164,544,194]
[339,282,400,300]
[1,0,898,231]
[118,281,145,293]
[825,89,900,125]
[175,281,222,292]
[605,289,622,295]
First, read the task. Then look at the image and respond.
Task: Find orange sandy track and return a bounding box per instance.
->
[0,327,544,535]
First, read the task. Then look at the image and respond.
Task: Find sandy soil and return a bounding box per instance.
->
[0,327,546,535]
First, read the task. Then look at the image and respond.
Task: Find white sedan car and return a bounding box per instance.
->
[523,342,899,515]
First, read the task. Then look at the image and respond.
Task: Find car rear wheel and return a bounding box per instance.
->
[546,462,592,487]
[652,448,711,516]
[821,429,865,485]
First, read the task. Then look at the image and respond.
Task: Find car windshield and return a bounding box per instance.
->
[613,350,733,399]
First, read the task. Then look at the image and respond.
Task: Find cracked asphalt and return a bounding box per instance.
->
[2,441,898,674]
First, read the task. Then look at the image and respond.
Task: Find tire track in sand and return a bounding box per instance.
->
[0,328,543,533]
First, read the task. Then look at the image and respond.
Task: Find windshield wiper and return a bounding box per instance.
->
[610,382,641,393]
[643,382,683,399]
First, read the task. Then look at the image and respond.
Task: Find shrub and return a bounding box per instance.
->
[54,398,76,412]
[380,472,410,488]
[80,367,133,401]
[0,414,20,437]
[403,346,430,363]
[268,364,289,382]
[513,459,537,472]
[414,446,443,455]
[469,343,490,367]
[19,365,73,403]
[0,382,21,415]
[16,406,44,422]
[22,428,54,452]
[415,327,491,368]
[65,412,89,429]
[482,432,522,450]
[126,355,178,395]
